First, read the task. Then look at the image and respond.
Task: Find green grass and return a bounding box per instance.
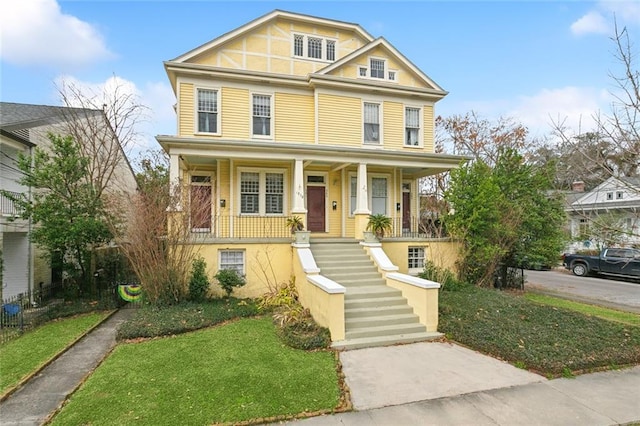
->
[0,312,109,395]
[439,286,640,376]
[50,317,340,425]
[525,293,640,327]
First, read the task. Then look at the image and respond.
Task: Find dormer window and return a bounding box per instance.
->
[292,34,336,62]
[370,58,385,79]
[358,58,397,82]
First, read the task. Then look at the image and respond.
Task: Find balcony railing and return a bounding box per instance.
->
[389,216,449,239]
[190,215,291,239]
[0,191,25,217]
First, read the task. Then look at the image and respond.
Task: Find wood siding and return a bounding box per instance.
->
[178,82,194,137]
[275,92,315,143]
[317,93,360,146]
[222,87,250,139]
[383,101,404,149]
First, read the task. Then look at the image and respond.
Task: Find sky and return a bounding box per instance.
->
[1,0,639,158]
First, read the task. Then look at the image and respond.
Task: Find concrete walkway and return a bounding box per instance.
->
[0,309,136,426]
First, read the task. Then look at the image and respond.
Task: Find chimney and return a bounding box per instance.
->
[571,181,585,192]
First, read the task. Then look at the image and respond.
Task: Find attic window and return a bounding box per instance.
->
[388,71,396,81]
[359,67,367,77]
[358,58,397,82]
[616,191,624,199]
[370,58,385,79]
[606,192,613,200]
[292,34,336,62]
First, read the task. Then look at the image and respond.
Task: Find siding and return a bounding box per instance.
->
[383,101,403,150]
[318,93,360,146]
[178,82,194,137]
[275,92,314,143]
[222,87,250,139]
[423,104,434,152]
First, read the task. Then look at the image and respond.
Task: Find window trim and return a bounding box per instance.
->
[357,57,398,82]
[404,105,423,147]
[195,87,221,135]
[237,167,287,216]
[362,100,383,145]
[218,249,246,276]
[250,92,274,139]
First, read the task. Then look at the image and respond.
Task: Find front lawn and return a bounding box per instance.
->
[50,317,341,425]
[0,312,110,395]
[439,285,640,377]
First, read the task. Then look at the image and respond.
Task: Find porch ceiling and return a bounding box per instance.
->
[158,136,468,178]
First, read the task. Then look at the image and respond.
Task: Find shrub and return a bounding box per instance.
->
[277,312,331,350]
[258,277,298,312]
[214,269,246,297]
[188,257,210,302]
[419,261,467,291]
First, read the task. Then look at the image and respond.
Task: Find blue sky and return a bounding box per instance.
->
[1,0,639,154]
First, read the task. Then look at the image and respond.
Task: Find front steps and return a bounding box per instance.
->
[310,240,441,350]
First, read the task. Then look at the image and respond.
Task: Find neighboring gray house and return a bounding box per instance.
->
[565,177,640,252]
[0,102,137,301]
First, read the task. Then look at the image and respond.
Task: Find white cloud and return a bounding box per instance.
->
[509,86,611,137]
[53,75,175,157]
[0,0,113,69]
[571,11,610,35]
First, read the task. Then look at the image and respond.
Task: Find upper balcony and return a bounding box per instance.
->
[1,191,25,218]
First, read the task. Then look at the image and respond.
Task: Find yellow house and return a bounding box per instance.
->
[157,10,465,349]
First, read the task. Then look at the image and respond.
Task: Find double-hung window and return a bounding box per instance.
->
[326,40,336,61]
[197,89,218,133]
[408,247,425,272]
[240,170,285,215]
[371,177,388,215]
[308,37,323,59]
[370,58,385,79]
[219,250,245,275]
[252,94,271,137]
[294,34,304,57]
[363,102,380,144]
[350,176,357,215]
[405,107,420,146]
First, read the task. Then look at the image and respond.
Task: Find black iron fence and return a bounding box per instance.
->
[389,216,449,239]
[191,215,291,239]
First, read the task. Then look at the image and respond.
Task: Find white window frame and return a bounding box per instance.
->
[408,246,425,274]
[362,101,383,145]
[251,93,273,139]
[357,57,398,82]
[616,191,624,199]
[370,57,386,79]
[606,192,614,200]
[404,105,422,147]
[195,87,221,135]
[237,167,287,216]
[291,33,337,62]
[219,249,245,276]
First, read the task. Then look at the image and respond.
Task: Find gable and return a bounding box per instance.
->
[176,11,372,77]
[572,176,640,206]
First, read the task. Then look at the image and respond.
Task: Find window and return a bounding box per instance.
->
[359,67,368,77]
[363,102,380,144]
[219,250,245,275]
[240,170,285,215]
[408,247,425,271]
[240,172,260,214]
[308,37,322,59]
[326,40,335,61]
[606,192,613,200]
[388,71,396,81]
[371,177,387,215]
[405,107,420,146]
[616,191,624,199]
[265,173,284,214]
[252,94,271,137]
[350,176,357,215]
[370,58,385,79]
[578,218,589,237]
[197,89,218,133]
[294,34,304,56]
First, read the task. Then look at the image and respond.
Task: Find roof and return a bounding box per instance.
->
[0,102,102,132]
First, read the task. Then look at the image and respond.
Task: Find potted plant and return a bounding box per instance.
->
[366,214,392,239]
[286,215,305,234]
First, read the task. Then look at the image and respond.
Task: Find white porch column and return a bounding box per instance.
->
[354,162,370,214]
[292,159,306,213]
[169,153,181,210]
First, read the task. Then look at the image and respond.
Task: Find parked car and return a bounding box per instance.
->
[562,248,640,278]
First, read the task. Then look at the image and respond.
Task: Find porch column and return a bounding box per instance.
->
[292,159,306,214]
[169,153,181,210]
[354,162,370,239]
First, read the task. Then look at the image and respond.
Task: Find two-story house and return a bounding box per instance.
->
[566,177,640,251]
[157,10,465,348]
[0,102,137,301]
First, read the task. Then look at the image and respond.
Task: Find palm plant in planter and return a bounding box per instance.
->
[366,213,392,239]
[285,215,304,234]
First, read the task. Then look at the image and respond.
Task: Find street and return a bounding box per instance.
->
[525,269,640,314]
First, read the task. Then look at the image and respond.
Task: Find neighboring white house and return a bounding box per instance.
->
[0,102,137,301]
[566,177,640,251]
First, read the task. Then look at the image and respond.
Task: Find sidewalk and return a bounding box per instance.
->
[0,309,136,426]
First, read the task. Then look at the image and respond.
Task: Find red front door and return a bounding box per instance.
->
[402,192,411,231]
[191,185,212,231]
[307,186,326,232]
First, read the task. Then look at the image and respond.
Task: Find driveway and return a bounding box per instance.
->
[525,269,640,313]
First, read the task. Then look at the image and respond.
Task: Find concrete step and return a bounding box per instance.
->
[331,331,443,350]
[345,313,420,329]
[346,322,430,340]
[329,278,387,288]
[345,296,408,309]
[315,260,375,270]
[322,271,382,282]
[345,286,402,300]
[345,304,415,319]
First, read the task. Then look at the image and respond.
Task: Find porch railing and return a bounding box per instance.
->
[0,191,25,217]
[389,216,449,239]
[191,215,291,239]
